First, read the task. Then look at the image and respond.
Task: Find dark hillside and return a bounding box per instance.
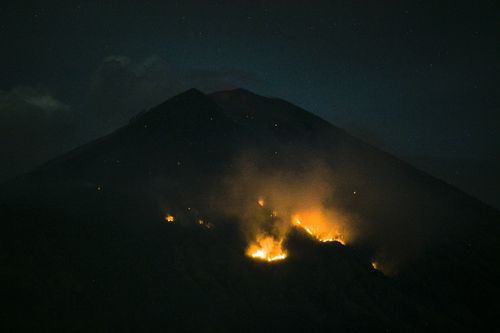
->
[1,89,499,332]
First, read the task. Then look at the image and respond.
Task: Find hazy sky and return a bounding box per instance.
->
[0,0,498,204]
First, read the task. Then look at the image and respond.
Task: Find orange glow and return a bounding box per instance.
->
[257,198,265,207]
[371,261,378,270]
[247,206,348,263]
[292,210,346,245]
[165,214,175,222]
[247,235,287,262]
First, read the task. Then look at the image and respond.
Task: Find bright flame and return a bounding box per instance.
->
[292,210,346,245]
[257,198,265,207]
[247,235,287,262]
[371,261,378,270]
[165,214,175,222]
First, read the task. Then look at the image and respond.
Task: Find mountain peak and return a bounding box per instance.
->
[130,88,215,124]
[172,88,206,99]
[153,88,208,109]
[223,87,256,95]
[210,87,263,99]
[2,86,499,332]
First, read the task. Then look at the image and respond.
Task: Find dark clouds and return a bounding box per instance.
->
[0,87,76,181]
[0,0,498,206]
[83,55,182,136]
[83,55,262,135]
[0,55,262,182]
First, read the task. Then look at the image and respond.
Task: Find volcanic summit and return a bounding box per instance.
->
[1,88,499,332]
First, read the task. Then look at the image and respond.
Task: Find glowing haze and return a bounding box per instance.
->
[247,196,350,261]
[212,153,355,263]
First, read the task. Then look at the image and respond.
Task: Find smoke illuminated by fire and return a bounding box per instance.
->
[247,235,287,262]
[292,210,346,245]
[245,195,350,262]
[212,156,357,264]
[163,150,428,274]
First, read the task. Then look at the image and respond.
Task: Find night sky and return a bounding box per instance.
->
[0,1,498,206]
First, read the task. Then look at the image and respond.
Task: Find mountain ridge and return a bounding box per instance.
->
[4,88,497,211]
[1,88,499,332]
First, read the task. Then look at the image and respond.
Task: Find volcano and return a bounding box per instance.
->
[1,88,499,332]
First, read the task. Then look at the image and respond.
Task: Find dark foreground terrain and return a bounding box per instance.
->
[1,89,499,332]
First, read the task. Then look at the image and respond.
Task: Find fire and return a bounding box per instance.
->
[247,235,287,262]
[246,204,348,263]
[371,261,378,270]
[292,210,346,245]
[165,214,175,222]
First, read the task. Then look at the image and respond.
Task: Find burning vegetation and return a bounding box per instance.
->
[245,195,350,263]
[257,197,265,207]
[292,210,346,245]
[204,155,357,264]
[247,235,287,262]
[160,155,392,275]
[162,154,399,271]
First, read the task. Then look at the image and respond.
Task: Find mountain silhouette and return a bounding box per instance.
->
[1,88,499,332]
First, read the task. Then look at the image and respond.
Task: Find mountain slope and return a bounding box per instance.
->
[1,88,499,332]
